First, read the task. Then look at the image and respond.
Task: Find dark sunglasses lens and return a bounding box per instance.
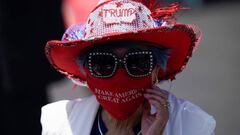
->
[89,54,115,77]
[126,53,152,76]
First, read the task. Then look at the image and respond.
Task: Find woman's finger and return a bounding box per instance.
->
[144,93,167,103]
[144,93,170,110]
[143,100,151,115]
[148,99,169,120]
[148,99,168,111]
[146,88,168,99]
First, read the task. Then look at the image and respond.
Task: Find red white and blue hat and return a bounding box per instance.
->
[45,0,201,84]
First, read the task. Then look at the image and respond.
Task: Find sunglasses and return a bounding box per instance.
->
[87,50,155,78]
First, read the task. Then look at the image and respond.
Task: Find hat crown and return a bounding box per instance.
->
[97,0,110,5]
[84,0,156,40]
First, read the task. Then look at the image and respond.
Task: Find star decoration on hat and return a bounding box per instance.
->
[116,2,123,8]
[63,33,69,41]
[98,11,103,17]
[147,15,151,20]
[90,21,94,27]
[142,20,147,27]
[138,6,142,12]
[90,28,94,34]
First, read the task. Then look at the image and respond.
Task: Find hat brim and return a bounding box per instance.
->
[45,24,200,82]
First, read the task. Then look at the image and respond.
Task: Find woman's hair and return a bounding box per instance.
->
[76,40,170,75]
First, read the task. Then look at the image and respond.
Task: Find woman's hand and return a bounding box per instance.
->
[141,86,169,135]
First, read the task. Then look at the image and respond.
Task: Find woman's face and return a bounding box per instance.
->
[83,40,163,120]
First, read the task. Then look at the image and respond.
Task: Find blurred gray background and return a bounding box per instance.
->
[174,2,240,135]
[47,1,240,135]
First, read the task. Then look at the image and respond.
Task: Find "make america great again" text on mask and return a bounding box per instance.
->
[86,68,153,120]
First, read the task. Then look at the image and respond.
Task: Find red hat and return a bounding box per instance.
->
[45,0,201,84]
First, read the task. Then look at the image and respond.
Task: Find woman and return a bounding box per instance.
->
[41,0,216,135]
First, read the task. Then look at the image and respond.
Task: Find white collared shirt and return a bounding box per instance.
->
[41,92,216,135]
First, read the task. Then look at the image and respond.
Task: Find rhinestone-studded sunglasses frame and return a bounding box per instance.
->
[87,51,154,78]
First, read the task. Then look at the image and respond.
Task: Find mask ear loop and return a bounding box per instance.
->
[150,74,159,114]
[151,65,173,92]
[169,79,173,92]
[156,79,173,92]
